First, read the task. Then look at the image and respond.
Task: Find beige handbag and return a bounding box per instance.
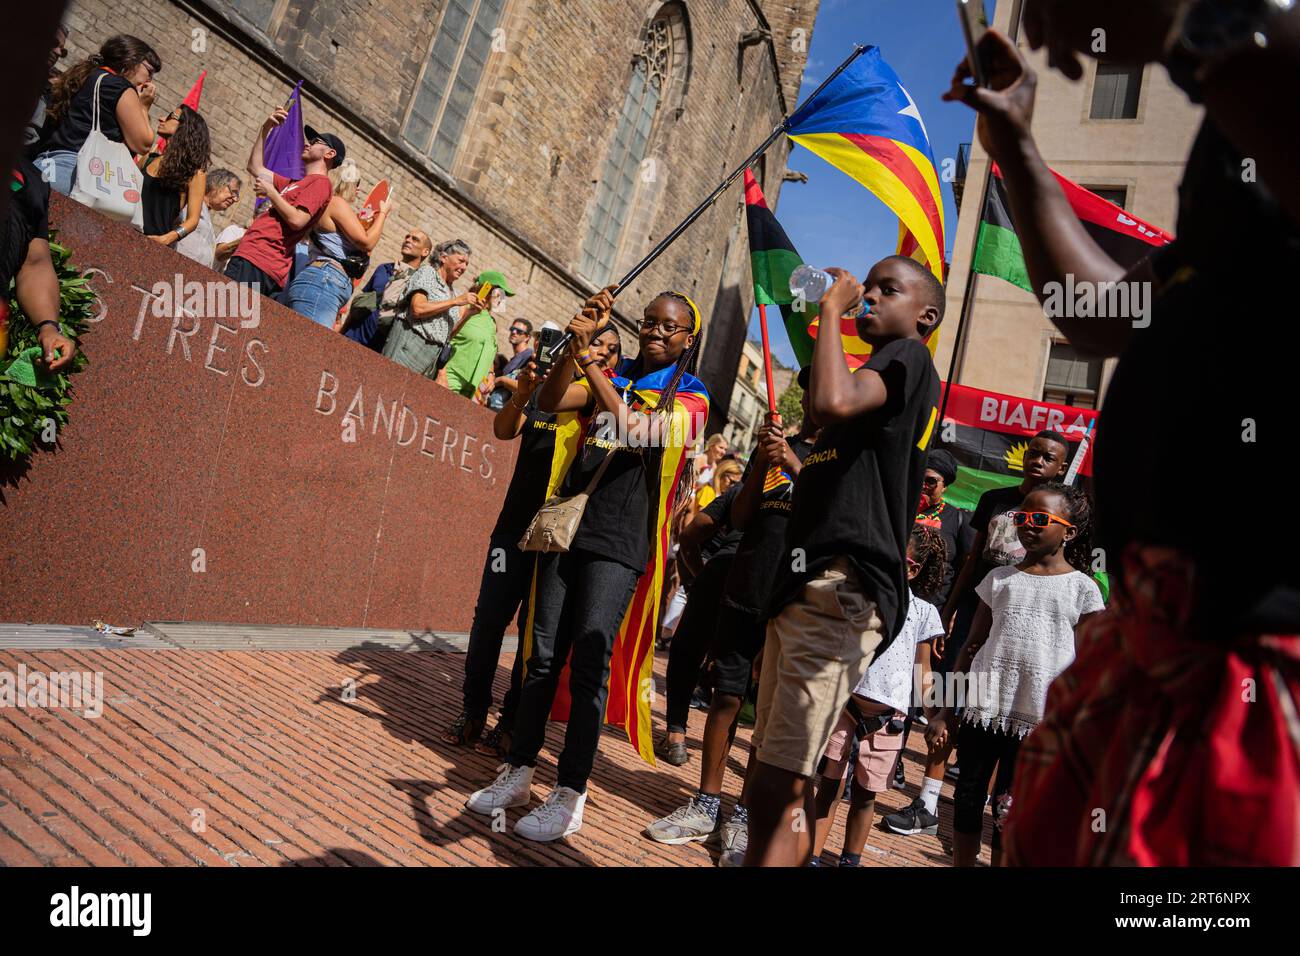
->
[518,450,616,553]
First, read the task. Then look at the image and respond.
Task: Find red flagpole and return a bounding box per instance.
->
[757,304,777,413]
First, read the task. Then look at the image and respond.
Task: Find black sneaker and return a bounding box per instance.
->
[891,759,906,790]
[881,797,939,836]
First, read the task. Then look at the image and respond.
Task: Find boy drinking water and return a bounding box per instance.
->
[744,256,942,867]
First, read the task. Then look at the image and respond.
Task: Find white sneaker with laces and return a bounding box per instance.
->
[466,763,534,815]
[514,786,586,842]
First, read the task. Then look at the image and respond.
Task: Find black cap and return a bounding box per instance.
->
[303,125,346,168]
[926,449,958,486]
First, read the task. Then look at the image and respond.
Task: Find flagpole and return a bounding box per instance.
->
[757,305,778,413]
[546,45,870,361]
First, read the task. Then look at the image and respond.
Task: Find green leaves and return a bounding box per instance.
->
[1,234,94,461]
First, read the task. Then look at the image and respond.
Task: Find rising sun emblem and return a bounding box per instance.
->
[1004,440,1028,472]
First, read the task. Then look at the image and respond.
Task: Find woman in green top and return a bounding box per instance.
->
[441,269,515,397]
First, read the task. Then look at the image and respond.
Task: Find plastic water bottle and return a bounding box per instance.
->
[789,264,832,304]
[789,265,864,317]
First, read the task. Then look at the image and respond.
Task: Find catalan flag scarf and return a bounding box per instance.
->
[548,355,709,764]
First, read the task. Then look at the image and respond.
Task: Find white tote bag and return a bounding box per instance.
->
[68,72,144,228]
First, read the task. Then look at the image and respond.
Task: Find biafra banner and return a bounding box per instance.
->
[936,382,1097,512]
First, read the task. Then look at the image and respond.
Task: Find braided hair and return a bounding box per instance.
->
[1034,481,1095,572]
[620,291,703,510]
[907,524,947,603]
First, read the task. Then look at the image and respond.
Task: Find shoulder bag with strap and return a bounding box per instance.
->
[518,447,617,553]
[69,71,144,228]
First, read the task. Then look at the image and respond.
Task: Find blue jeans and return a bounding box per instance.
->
[33,150,77,196]
[283,261,352,327]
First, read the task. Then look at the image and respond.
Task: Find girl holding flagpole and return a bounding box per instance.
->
[466,286,709,842]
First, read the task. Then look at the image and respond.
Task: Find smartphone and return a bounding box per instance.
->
[957,0,990,88]
[535,327,566,376]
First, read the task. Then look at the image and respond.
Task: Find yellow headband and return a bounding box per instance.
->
[666,291,702,334]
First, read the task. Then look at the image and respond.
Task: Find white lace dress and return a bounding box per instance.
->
[964,566,1104,738]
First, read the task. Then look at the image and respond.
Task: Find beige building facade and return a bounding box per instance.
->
[721,337,793,457]
[935,0,1203,408]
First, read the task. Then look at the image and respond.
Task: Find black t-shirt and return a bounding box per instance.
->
[916,499,975,608]
[1,161,50,291]
[492,404,577,540]
[46,71,132,154]
[723,436,816,614]
[1097,118,1299,634]
[567,431,662,572]
[769,337,940,644]
[964,484,1027,597]
[699,482,744,564]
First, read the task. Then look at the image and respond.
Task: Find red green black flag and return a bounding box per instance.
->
[744,169,814,367]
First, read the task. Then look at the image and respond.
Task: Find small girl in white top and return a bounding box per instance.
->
[927,483,1104,867]
[809,524,947,866]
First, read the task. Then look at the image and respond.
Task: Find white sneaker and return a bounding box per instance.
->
[717,816,748,867]
[646,798,720,844]
[514,786,586,842]
[466,763,534,815]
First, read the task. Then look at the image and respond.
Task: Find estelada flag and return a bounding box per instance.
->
[744,169,815,367]
[150,70,206,154]
[785,46,945,368]
[975,164,1174,291]
[532,359,709,765]
[936,381,1098,511]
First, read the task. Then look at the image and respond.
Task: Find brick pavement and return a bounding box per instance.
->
[0,645,977,866]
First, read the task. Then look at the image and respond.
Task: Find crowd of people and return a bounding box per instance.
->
[22,29,536,407]
[4,1,1295,868]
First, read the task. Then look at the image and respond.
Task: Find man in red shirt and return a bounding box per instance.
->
[223,108,343,298]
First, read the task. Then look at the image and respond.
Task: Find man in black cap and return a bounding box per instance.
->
[914,449,973,611]
[224,107,345,298]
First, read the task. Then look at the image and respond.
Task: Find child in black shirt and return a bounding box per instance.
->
[744,255,942,867]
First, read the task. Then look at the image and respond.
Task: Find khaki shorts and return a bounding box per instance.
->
[752,558,886,777]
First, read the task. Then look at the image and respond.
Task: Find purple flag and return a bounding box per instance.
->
[256,81,305,209]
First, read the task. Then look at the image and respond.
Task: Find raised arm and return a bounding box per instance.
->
[332,193,391,254]
[246,108,286,181]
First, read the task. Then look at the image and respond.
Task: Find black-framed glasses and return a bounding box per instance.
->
[639,318,690,336]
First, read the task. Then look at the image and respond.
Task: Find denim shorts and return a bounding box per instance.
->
[283,260,353,327]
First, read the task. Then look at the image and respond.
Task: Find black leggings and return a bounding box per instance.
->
[664,554,733,733]
[953,720,1022,849]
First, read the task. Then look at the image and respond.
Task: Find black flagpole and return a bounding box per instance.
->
[546,43,869,359]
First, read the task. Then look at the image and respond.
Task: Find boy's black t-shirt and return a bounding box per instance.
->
[965,484,1028,594]
[768,337,940,644]
[724,436,816,615]
[492,404,572,540]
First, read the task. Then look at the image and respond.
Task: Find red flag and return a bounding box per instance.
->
[152,70,206,154]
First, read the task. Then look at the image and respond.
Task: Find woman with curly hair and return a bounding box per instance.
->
[925,482,1104,867]
[35,34,161,196]
[138,104,210,246]
[807,522,948,865]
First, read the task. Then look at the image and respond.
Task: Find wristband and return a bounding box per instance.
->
[34,320,60,334]
[175,225,189,240]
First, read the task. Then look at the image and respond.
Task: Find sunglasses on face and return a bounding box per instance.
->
[1011,510,1074,529]
[921,475,941,487]
[509,327,527,335]
[639,318,690,336]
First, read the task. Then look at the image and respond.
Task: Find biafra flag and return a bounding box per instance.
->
[745,169,815,367]
[974,164,1174,291]
[937,382,1097,511]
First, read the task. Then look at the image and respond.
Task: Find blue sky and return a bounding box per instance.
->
[746,0,984,366]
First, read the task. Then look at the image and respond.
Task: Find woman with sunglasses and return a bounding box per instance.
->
[138,105,210,247]
[925,482,1103,866]
[466,286,709,842]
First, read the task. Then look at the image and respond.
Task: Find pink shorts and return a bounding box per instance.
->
[819,706,904,793]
